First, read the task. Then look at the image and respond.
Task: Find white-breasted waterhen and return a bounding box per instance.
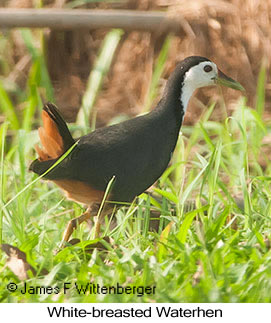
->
[29,56,244,246]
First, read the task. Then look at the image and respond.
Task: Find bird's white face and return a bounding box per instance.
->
[175,56,244,113]
[183,61,218,89]
[180,61,218,112]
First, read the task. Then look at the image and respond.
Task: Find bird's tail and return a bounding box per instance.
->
[29,103,75,178]
[34,102,75,161]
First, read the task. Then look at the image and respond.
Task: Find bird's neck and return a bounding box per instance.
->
[179,81,196,114]
[145,77,196,158]
[154,77,196,126]
[162,70,197,116]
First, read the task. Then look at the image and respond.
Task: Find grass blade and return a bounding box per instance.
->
[0,81,20,129]
[76,29,123,131]
[143,35,172,113]
[0,122,9,244]
[20,29,54,101]
[177,205,209,244]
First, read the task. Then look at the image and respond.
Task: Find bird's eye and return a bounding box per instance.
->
[204,65,213,73]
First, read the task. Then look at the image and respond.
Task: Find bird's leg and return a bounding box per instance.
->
[60,204,100,248]
[93,203,113,239]
[60,208,91,248]
[94,215,105,239]
[94,220,101,239]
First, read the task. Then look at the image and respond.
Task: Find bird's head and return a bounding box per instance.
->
[182,57,244,91]
[165,56,244,113]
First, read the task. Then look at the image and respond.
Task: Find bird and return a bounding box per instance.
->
[29,56,244,247]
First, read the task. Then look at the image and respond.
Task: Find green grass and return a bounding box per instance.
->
[1,28,271,303]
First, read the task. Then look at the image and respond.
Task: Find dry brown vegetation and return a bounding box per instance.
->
[1,0,271,126]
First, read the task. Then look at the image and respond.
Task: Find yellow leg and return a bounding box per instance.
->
[94,219,101,239]
[93,203,114,239]
[60,204,99,248]
[60,203,113,248]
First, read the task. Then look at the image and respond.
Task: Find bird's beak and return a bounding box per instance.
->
[216,69,245,92]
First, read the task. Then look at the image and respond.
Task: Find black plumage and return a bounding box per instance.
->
[29,56,243,244]
[30,56,211,201]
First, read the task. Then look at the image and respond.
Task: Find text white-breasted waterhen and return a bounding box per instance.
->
[29,56,244,246]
